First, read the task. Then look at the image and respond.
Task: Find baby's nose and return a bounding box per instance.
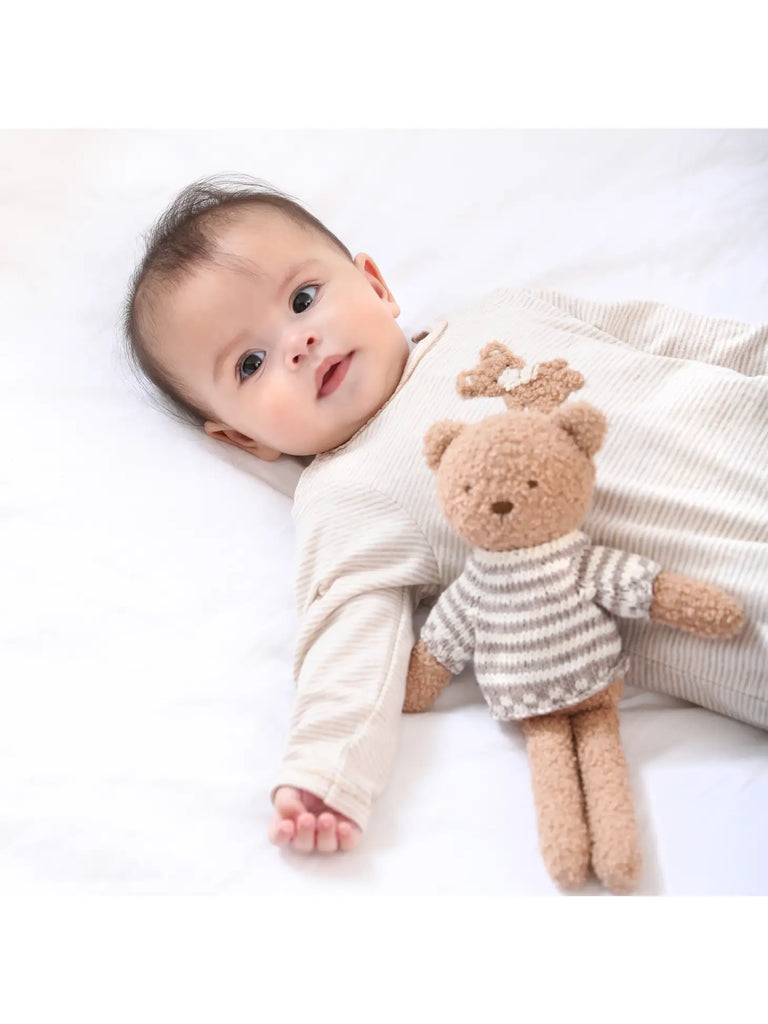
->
[286,333,318,366]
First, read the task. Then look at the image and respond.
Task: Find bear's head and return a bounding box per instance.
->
[424,403,607,551]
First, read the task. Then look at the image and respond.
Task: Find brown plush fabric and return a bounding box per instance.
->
[520,714,591,888]
[651,570,745,638]
[501,358,584,413]
[456,342,525,400]
[402,640,452,713]
[424,405,604,551]
[550,403,607,459]
[455,342,584,412]
[423,420,467,472]
[570,687,642,894]
[522,679,641,893]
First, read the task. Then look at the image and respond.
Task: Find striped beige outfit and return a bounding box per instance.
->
[275,288,768,830]
[420,531,660,720]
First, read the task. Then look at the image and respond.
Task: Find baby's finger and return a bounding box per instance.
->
[268,816,295,847]
[272,786,308,818]
[338,821,361,853]
[293,812,317,854]
[315,813,339,854]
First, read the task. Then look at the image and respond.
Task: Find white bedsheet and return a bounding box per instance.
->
[1,130,766,896]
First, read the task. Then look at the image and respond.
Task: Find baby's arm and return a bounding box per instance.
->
[271,583,416,852]
[270,484,437,854]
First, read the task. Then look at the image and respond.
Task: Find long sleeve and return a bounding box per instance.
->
[580,544,660,619]
[273,483,439,830]
[529,289,768,375]
[420,572,477,675]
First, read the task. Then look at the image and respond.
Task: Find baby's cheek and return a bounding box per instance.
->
[255,397,300,448]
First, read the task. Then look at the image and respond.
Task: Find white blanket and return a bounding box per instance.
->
[2,130,766,895]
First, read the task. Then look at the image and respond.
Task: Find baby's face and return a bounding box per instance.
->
[149,207,409,459]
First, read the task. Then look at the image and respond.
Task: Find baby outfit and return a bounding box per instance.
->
[420,532,660,721]
[274,287,768,830]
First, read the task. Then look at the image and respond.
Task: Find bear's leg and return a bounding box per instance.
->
[521,713,590,889]
[570,680,641,894]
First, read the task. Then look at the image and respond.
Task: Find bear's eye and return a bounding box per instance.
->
[464,484,472,494]
[527,480,538,489]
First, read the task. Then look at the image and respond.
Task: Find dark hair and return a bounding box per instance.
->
[123,174,352,425]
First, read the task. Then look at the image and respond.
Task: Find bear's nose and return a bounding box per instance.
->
[491,500,513,515]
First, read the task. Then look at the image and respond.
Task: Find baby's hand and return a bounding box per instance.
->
[269,786,362,854]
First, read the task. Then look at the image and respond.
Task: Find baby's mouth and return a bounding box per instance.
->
[316,353,353,397]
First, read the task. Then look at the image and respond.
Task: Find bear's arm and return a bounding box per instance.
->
[420,573,478,675]
[579,545,661,619]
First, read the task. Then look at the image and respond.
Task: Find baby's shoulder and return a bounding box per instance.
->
[293,452,404,521]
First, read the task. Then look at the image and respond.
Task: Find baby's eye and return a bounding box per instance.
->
[238,350,265,381]
[292,285,317,314]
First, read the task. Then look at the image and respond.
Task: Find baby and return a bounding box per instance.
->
[125,176,768,855]
[126,179,413,853]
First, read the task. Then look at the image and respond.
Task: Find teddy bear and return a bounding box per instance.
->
[403,344,744,893]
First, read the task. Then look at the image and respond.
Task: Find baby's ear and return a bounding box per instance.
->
[204,422,281,461]
[551,403,607,457]
[423,420,465,470]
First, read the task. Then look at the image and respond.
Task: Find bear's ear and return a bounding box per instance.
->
[551,403,607,457]
[423,420,466,470]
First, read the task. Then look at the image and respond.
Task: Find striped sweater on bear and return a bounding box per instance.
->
[420,530,660,720]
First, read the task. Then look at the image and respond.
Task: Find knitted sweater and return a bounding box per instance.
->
[420,531,660,720]
[275,288,768,830]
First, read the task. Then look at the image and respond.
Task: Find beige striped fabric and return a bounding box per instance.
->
[420,532,660,720]
[274,288,768,830]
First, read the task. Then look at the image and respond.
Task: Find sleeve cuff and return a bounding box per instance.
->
[271,768,373,832]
